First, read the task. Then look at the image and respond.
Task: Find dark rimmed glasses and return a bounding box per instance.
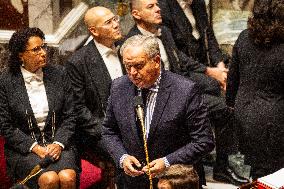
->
[25,44,47,54]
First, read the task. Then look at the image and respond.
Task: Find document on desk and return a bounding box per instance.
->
[257,168,284,189]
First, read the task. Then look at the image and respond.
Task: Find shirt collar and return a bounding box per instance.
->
[21,66,43,83]
[137,25,161,37]
[176,0,193,9]
[93,39,117,57]
[148,72,161,92]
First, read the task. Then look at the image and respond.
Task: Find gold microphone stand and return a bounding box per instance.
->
[136,104,153,189]
[18,165,42,185]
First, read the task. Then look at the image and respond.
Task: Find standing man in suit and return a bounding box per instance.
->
[102,35,214,189]
[128,0,249,186]
[65,6,125,188]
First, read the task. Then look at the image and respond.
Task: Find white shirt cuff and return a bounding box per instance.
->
[119,154,129,168]
[30,142,38,152]
[163,157,170,168]
[53,141,65,149]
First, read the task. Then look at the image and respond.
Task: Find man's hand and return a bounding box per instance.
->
[142,158,166,178]
[216,61,226,69]
[32,144,48,159]
[206,66,228,91]
[123,155,144,177]
[46,143,62,161]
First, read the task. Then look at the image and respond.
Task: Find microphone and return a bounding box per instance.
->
[133,89,153,189]
[18,156,55,185]
[133,89,144,125]
[39,155,55,168]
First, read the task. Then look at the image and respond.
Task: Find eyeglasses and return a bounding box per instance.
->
[124,62,146,71]
[99,15,120,28]
[25,44,47,54]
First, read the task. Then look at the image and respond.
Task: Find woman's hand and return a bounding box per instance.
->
[46,143,63,161]
[32,144,49,159]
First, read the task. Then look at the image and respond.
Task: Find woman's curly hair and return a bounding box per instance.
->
[248,0,284,46]
[8,27,45,74]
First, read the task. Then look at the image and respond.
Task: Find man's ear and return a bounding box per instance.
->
[154,54,161,68]
[89,26,99,37]
[132,9,141,20]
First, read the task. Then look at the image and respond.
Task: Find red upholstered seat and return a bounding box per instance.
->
[0,136,12,189]
[80,159,102,189]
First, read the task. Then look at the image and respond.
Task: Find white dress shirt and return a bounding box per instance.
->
[21,67,48,131]
[94,39,123,80]
[137,26,170,71]
[176,0,200,40]
[21,66,64,150]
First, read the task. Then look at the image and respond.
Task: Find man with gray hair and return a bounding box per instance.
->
[102,35,214,188]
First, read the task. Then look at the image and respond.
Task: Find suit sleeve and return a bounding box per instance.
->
[65,59,103,139]
[199,1,224,66]
[52,68,76,148]
[158,0,175,34]
[101,85,128,168]
[176,49,207,74]
[206,26,224,66]
[0,77,35,154]
[163,26,207,74]
[166,84,215,164]
[226,35,241,108]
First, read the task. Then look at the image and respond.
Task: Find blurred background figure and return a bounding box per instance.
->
[0,27,78,188]
[157,164,199,189]
[226,0,284,180]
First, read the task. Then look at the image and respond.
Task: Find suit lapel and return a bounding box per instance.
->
[191,1,206,37]
[169,0,193,38]
[42,66,57,129]
[12,71,34,117]
[160,28,181,71]
[147,72,171,144]
[123,81,144,147]
[85,41,112,109]
[127,25,142,38]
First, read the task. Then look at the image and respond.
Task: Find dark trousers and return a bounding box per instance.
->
[203,94,238,168]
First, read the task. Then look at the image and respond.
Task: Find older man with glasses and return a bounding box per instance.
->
[65,6,126,189]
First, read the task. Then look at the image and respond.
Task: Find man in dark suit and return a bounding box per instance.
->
[65,6,125,188]
[158,0,225,70]
[102,35,214,189]
[127,0,249,186]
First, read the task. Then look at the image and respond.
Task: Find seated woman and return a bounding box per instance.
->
[0,27,78,189]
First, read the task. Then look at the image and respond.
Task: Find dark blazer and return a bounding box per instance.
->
[0,64,76,177]
[102,71,214,188]
[159,0,225,66]
[125,25,207,74]
[65,40,125,140]
[226,29,284,172]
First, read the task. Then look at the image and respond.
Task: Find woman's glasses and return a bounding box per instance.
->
[25,44,47,54]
